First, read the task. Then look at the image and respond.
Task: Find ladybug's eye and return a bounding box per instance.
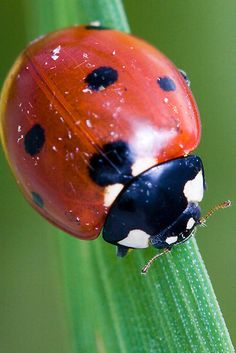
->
[179,69,191,87]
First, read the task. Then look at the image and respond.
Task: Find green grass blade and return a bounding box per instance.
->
[60,235,235,353]
[23,0,128,40]
[75,0,129,31]
[21,0,235,352]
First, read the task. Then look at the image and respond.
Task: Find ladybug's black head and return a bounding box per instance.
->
[103,155,205,255]
[149,202,201,249]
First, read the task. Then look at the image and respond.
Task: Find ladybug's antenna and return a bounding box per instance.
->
[199,200,231,225]
[141,248,171,275]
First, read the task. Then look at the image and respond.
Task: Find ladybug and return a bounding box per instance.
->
[0,24,206,272]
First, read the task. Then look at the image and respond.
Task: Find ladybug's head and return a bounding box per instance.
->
[103,155,205,256]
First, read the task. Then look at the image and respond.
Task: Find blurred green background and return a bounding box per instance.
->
[0,0,235,352]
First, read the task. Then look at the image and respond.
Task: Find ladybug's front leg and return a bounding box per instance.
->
[116,244,129,257]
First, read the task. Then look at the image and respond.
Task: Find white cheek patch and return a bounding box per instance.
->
[165,236,178,245]
[183,170,204,203]
[131,157,157,177]
[118,229,150,248]
[186,217,195,230]
[104,183,124,207]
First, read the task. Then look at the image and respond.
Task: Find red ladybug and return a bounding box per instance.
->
[0,24,204,270]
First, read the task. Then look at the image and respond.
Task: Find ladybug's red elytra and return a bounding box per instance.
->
[1,24,206,271]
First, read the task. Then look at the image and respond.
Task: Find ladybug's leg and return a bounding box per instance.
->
[116,245,129,257]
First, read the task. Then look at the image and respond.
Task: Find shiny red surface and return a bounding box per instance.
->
[0,26,201,239]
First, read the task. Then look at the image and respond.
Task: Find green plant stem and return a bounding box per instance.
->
[22,0,235,352]
[23,0,128,40]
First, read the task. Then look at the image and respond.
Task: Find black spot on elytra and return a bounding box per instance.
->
[31,191,44,208]
[179,69,191,87]
[157,76,176,91]
[89,140,134,186]
[24,124,45,156]
[85,66,118,91]
[85,24,110,30]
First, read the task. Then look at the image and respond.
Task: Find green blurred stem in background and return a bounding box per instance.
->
[22,0,235,352]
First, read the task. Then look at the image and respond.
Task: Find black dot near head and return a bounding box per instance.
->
[24,124,45,156]
[89,140,134,186]
[85,24,110,30]
[31,192,44,208]
[157,76,176,91]
[179,69,191,87]
[85,66,118,91]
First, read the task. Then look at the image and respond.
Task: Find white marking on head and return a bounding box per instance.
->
[131,157,156,176]
[183,171,204,202]
[186,217,195,230]
[118,229,150,248]
[165,236,178,245]
[104,183,123,207]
